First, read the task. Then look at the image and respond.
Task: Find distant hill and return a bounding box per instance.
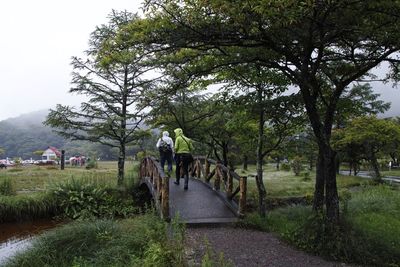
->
[0,110,119,160]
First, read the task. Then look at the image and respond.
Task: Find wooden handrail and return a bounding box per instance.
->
[139,155,248,219]
[189,156,247,216]
[139,156,170,221]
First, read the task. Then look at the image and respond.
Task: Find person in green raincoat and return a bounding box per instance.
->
[173,128,194,190]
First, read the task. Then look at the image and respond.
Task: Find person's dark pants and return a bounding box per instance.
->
[160,151,173,173]
[175,153,191,188]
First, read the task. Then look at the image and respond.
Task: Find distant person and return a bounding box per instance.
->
[156,131,174,173]
[174,128,194,190]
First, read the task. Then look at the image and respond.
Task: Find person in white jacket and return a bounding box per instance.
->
[156,131,174,173]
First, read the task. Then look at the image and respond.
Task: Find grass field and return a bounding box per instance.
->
[236,164,366,198]
[0,161,135,194]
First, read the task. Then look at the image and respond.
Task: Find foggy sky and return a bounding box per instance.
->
[0,1,399,121]
[0,0,142,121]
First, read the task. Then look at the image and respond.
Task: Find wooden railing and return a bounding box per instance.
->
[139,155,248,220]
[139,156,169,220]
[188,156,247,216]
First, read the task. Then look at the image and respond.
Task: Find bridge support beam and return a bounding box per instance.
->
[161,175,170,221]
[239,176,247,217]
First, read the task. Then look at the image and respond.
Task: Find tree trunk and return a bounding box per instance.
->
[256,87,267,217]
[313,144,340,223]
[369,150,382,182]
[222,142,229,167]
[313,147,325,212]
[335,153,341,174]
[243,155,248,171]
[118,145,126,186]
[276,157,280,170]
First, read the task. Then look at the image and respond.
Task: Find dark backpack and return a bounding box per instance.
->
[159,139,172,153]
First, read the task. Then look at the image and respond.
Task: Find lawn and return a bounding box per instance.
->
[236,164,366,198]
[0,161,135,194]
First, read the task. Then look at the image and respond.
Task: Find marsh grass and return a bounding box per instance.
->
[0,177,15,196]
[239,185,400,267]
[0,193,59,223]
[5,213,185,267]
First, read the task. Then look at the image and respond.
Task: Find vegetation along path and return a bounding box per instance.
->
[185,226,356,267]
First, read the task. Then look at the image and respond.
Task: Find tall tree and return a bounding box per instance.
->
[333,116,400,181]
[45,11,153,185]
[132,0,400,222]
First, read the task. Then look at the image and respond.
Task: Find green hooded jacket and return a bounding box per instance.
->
[174,128,194,154]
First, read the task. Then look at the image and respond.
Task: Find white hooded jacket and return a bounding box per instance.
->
[156,131,174,152]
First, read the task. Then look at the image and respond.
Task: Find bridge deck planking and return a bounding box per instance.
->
[169,177,238,224]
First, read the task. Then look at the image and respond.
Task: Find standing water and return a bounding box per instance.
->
[0,220,61,265]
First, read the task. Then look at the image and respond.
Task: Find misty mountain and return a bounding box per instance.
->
[0,110,123,160]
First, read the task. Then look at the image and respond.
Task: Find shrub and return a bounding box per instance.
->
[51,178,137,220]
[290,157,303,176]
[85,159,98,170]
[280,163,290,171]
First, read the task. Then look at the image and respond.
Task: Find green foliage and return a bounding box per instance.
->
[290,157,303,176]
[85,158,98,170]
[51,178,137,220]
[280,163,290,171]
[6,214,185,267]
[0,177,15,196]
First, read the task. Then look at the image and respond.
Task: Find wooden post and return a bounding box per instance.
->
[196,160,201,178]
[205,159,210,182]
[161,175,170,221]
[227,170,233,198]
[61,150,65,170]
[214,164,221,190]
[238,176,247,217]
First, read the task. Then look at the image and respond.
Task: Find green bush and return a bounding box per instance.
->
[85,159,98,170]
[280,163,290,171]
[51,178,137,220]
[290,157,303,176]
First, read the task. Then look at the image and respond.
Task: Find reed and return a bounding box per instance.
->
[0,193,59,223]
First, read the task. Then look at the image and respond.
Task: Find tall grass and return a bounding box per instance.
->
[0,161,140,223]
[5,213,185,267]
[0,177,15,196]
[239,185,400,267]
[0,193,59,223]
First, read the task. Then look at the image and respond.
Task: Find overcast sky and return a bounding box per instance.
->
[0,0,399,121]
[0,0,142,121]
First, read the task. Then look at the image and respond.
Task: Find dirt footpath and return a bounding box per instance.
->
[185,226,357,267]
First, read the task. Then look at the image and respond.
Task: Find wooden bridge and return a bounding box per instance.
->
[138,156,247,224]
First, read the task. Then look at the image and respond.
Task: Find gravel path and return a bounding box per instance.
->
[185,226,356,267]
